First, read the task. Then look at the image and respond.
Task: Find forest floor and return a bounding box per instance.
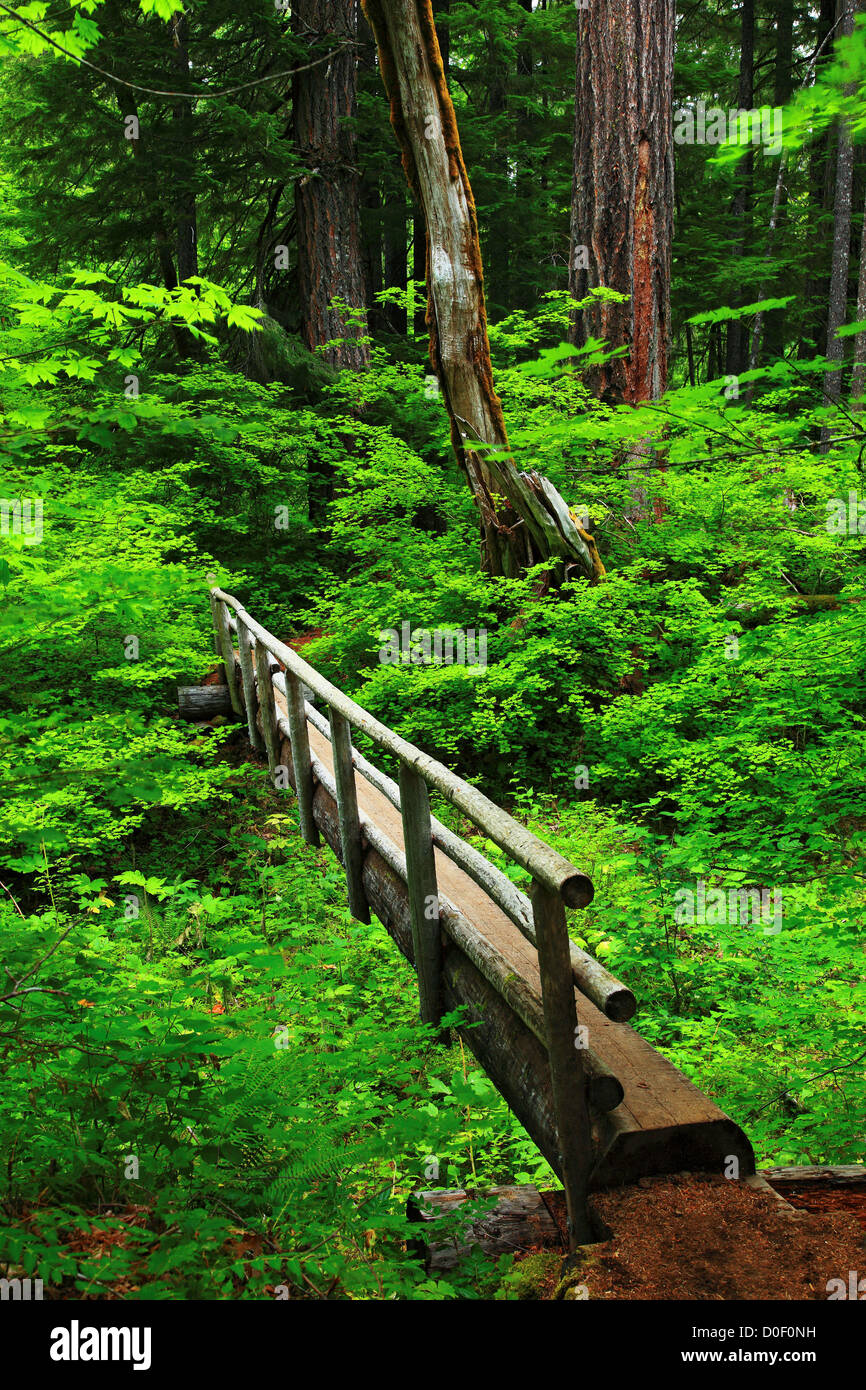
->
[535,1174,866,1299]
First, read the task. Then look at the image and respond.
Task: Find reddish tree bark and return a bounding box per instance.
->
[294,0,370,369]
[568,0,674,405]
[852,181,866,408]
[822,0,861,440]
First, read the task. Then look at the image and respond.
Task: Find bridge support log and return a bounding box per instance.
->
[532,882,594,1249]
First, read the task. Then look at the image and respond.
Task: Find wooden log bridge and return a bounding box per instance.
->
[208,589,755,1248]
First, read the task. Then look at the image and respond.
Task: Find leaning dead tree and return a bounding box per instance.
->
[361,0,604,583]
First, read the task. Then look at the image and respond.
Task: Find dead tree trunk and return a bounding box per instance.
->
[361,0,603,582]
[413,0,449,337]
[294,0,370,370]
[568,0,674,404]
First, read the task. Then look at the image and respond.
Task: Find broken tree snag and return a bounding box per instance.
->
[361,0,603,584]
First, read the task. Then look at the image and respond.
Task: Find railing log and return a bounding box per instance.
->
[209,593,242,716]
[254,640,281,778]
[212,588,592,907]
[236,617,263,751]
[399,763,443,1028]
[284,671,320,847]
[329,708,370,924]
[299,694,634,1022]
[296,731,622,1113]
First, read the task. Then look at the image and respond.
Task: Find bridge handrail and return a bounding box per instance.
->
[212,587,591,907]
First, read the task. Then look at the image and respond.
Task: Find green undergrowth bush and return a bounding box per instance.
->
[0,775,559,1299]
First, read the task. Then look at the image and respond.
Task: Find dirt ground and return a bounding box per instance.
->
[540,1173,866,1300]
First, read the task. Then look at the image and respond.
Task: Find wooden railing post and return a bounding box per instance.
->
[209,592,242,716]
[531,881,594,1250]
[329,709,370,923]
[285,671,320,846]
[254,640,280,777]
[236,619,262,751]
[399,762,442,1027]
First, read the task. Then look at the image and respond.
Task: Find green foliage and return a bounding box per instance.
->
[0,797,531,1299]
[1,0,865,1304]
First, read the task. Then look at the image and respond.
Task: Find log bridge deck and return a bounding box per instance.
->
[207,589,754,1247]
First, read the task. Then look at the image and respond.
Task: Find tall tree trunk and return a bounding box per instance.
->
[383,195,408,332]
[568,0,674,404]
[725,0,755,378]
[774,0,795,106]
[822,0,860,444]
[851,180,866,407]
[294,0,370,369]
[803,0,839,355]
[750,11,834,387]
[361,0,602,583]
[760,0,795,364]
[170,12,199,285]
[486,49,510,320]
[359,31,385,330]
[118,90,178,294]
[360,171,385,325]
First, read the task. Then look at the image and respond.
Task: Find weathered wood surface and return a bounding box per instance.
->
[284,670,319,847]
[760,1165,866,1185]
[209,594,242,716]
[177,685,232,718]
[241,652,755,1188]
[254,639,280,778]
[235,617,262,751]
[411,1185,561,1271]
[302,696,633,1019]
[532,880,593,1245]
[399,762,443,1027]
[329,708,369,923]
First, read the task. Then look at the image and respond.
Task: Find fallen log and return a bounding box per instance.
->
[177,684,232,719]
